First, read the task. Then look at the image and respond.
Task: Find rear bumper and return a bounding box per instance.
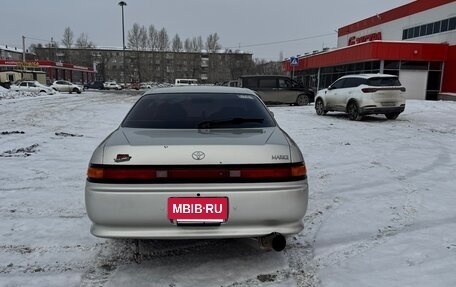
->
[359,105,405,115]
[85,180,308,239]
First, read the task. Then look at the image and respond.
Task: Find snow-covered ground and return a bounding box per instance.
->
[0,91,455,287]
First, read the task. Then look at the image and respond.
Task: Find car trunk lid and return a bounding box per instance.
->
[101,127,292,165]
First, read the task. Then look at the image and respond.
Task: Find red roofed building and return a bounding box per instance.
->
[284,0,456,100]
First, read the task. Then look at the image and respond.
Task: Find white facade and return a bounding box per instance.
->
[337,2,456,48]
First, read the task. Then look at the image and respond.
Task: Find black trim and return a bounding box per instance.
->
[359,106,405,115]
[87,176,306,184]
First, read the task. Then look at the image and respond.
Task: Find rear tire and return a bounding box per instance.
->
[315,98,327,116]
[385,113,400,120]
[295,94,310,106]
[347,101,362,121]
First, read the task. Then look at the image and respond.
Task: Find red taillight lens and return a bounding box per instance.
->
[87,163,307,183]
[362,88,378,93]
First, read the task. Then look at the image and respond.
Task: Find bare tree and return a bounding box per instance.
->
[190,36,203,52]
[184,38,192,52]
[127,23,148,82]
[75,33,94,48]
[206,33,221,52]
[128,23,147,50]
[148,25,159,51]
[157,28,169,51]
[171,34,183,52]
[62,27,74,48]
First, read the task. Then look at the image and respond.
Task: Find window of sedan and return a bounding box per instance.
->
[122,93,276,129]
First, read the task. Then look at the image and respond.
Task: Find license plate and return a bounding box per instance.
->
[167,197,229,222]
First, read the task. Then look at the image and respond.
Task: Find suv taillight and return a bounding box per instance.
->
[361,88,378,93]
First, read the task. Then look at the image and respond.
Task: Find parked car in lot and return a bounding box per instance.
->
[315,74,406,120]
[239,75,314,106]
[139,82,153,89]
[221,80,239,87]
[104,81,122,90]
[83,81,104,90]
[85,86,308,251]
[128,82,140,90]
[51,80,83,94]
[10,81,56,95]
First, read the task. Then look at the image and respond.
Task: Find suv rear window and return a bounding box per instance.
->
[122,93,276,129]
[367,77,401,86]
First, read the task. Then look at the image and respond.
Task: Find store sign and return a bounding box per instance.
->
[16,61,40,68]
[348,32,382,46]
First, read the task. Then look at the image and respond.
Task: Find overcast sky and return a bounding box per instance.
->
[2,0,411,60]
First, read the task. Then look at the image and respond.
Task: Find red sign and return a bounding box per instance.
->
[167,197,229,221]
[348,32,382,46]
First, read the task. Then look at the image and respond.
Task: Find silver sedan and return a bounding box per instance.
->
[85,86,308,251]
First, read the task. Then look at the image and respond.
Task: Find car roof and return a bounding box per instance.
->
[340,73,398,79]
[144,86,255,95]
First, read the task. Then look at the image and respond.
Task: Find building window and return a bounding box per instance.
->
[450,17,456,31]
[441,19,449,32]
[402,16,456,40]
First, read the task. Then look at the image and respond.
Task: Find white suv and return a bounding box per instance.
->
[315,74,406,120]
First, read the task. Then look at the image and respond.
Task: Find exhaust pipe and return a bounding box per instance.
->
[257,233,286,252]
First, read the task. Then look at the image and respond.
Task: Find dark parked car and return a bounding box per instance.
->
[239,75,315,106]
[83,81,104,90]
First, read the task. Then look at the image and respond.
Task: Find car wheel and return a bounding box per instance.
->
[347,101,362,121]
[73,88,81,94]
[385,112,400,120]
[39,90,46,93]
[315,98,327,116]
[296,94,310,106]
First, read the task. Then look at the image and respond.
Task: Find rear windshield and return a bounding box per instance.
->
[122,93,276,129]
[367,77,401,86]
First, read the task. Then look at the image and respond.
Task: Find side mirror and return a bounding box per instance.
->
[327,85,333,90]
[269,110,275,118]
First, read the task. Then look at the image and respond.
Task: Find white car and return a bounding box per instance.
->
[11,81,56,95]
[315,74,406,120]
[51,80,83,94]
[104,82,122,90]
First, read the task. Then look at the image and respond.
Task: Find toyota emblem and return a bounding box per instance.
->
[192,151,205,160]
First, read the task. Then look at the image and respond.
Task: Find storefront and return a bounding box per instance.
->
[0,60,95,85]
[284,0,456,100]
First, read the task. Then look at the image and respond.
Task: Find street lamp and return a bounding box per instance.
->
[118,1,127,85]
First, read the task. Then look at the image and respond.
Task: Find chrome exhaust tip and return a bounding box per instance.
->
[258,233,286,252]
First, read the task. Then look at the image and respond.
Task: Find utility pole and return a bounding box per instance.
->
[118,1,127,85]
[22,35,26,62]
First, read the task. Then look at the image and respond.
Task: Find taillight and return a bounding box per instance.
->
[362,88,378,93]
[87,163,307,183]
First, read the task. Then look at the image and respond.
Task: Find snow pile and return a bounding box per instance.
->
[0,90,42,100]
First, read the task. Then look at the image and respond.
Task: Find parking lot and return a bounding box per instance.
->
[1,91,456,287]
